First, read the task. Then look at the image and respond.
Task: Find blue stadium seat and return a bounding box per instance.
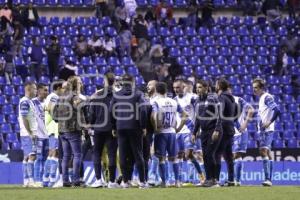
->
[101,16,112,27]
[105,27,117,37]
[232,85,243,96]
[211,26,223,36]
[94,77,104,87]
[247,139,257,148]
[215,55,228,66]
[136,0,148,6]
[194,47,206,57]
[62,16,72,26]
[194,66,207,76]
[67,27,78,37]
[121,57,134,66]
[4,86,16,96]
[243,16,255,27]
[95,57,107,66]
[223,65,234,75]
[114,67,125,76]
[85,85,96,96]
[256,56,268,65]
[285,122,296,132]
[42,27,53,36]
[257,47,269,56]
[183,66,193,77]
[224,26,236,36]
[208,66,221,76]
[0,76,6,86]
[264,26,275,36]
[136,76,145,86]
[177,57,188,65]
[237,26,249,36]
[243,56,255,65]
[93,27,104,37]
[54,26,66,36]
[108,57,120,66]
[229,56,241,65]
[203,56,215,65]
[60,37,72,47]
[86,66,97,74]
[164,37,176,47]
[159,27,171,37]
[287,139,298,148]
[213,0,225,7]
[148,26,157,37]
[281,112,293,122]
[236,65,248,75]
[242,36,253,46]
[203,37,215,46]
[207,47,219,56]
[169,47,181,57]
[49,17,60,26]
[230,16,241,26]
[228,76,240,84]
[255,36,266,46]
[177,37,189,47]
[273,139,285,148]
[1,124,13,133]
[216,16,228,27]
[12,76,23,86]
[191,37,202,46]
[267,36,279,46]
[277,26,288,36]
[127,66,139,76]
[244,85,253,95]
[189,56,201,66]
[6,133,18,143]
[0,114,5,124]
[251,26,262,36]
[273,131,281,140]
[87,17,99,26]
[233,46,244,56]
[217,36,229,46]
[12,142,22,150]
[38,16,47,26]
[47,0,58,5]
[11,96,20,106]
[98,66,109,74]
[80,26,92,37]
[287,103,298,113]
[185,27,197,37]
[81,77,92,85]
[81,57,93,66]
[269,85,282,95]
[283,85,293,94]
[171,27,183,37]
[283,131,295,140]
[0,95,6,105]
[198,27,210,36]
[74,16,87,26]
[219,47,231,56]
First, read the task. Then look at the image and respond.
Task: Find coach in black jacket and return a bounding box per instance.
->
[89,72,118,188]
[21,2,40,28]
[215,78,237,186]
[109,74,147,188]
[192,79,222,187]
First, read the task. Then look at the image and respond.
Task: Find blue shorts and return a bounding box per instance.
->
[232,132,248,153]
[259,131,274,150]
[49,135,58,150]
[154,133,178,158]
[21,136,35,157]
[194,138,202,152]
[176,133,194,152]
[36,138,49,160]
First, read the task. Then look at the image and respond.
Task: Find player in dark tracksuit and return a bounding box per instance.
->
[89,73,119,188]
[109,74,148,188]
[192,79,222,187]
[215,78,237,186]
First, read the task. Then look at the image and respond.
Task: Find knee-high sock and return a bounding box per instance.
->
[234,158,243,182]
[23,161,28,183]
[159,162,166,184]
[171,161,179,182]
[269,160,273,181]
[68,168,73,183]
[191,158,202,175]
[178,159,183,182]
[49,158,58,185]
[34,156,43,182]
[43,157,52,186]
[27,160,34,180]
[262,157,270,181]
[166,161,170,182]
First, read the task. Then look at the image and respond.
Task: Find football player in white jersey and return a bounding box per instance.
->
[19,82,38,187]
[43,81,64,187]
[151,82,187,187]
[32,83,49,187]
[173,79,205,185]
[228,86,254,186]
[253,78,280,187]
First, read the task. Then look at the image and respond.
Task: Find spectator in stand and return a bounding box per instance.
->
[133,15,150,59]
[262,0,283,26]
[88,35,103,56]
[238,0,257,16]
[115,2,129,30]
[28,37,45,82]
[3,53,13,84]
[275,45,288,76]
[280,32,300,59]
[21,2,40,29]
[291,75,300,99]
[95,0,108,19]
[144,8,156,28]
[201,0,214,27]
[74,35,90,59]
[12,4,22,22]
[0,4,12,23]
[119,23,132,57]
[46,36,61,81]
[155,0,173,27]
[287,0,299,19]
[0,34,9,54]
[124,0,137,22]
[12,20,24,57]
[59,59,78,81]
[0,57,9,83]
[187,4,199,28]
[103,35,116,57]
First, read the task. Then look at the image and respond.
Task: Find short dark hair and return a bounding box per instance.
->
[196,79,209,88]
[105,72,115,86]
[37,83,47,90]
[252,78,265,89]
[122,74,134,83]
[53,80,63,91]
[156,82,167,95]
[216,78,230,91]
[24,81,36,87]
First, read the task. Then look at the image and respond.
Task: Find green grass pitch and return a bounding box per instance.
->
[0,186,299,200]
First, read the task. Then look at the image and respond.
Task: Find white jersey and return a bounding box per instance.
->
[19,96,38,137]
[152,96,183,134]
[44,92,59,137]
[150,94,159,106]
[174,93,197,134]
[234,96,250,136]
[258,92,278,132]
[32,97,48,139]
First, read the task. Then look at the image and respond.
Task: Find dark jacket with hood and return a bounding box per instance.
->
[109,85,146,130]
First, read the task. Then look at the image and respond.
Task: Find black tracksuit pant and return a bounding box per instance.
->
[93,131,118,182]
[215,134,234,182]
[117,129,145,183]
[143,132,153,181]
[201,129,223,181]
